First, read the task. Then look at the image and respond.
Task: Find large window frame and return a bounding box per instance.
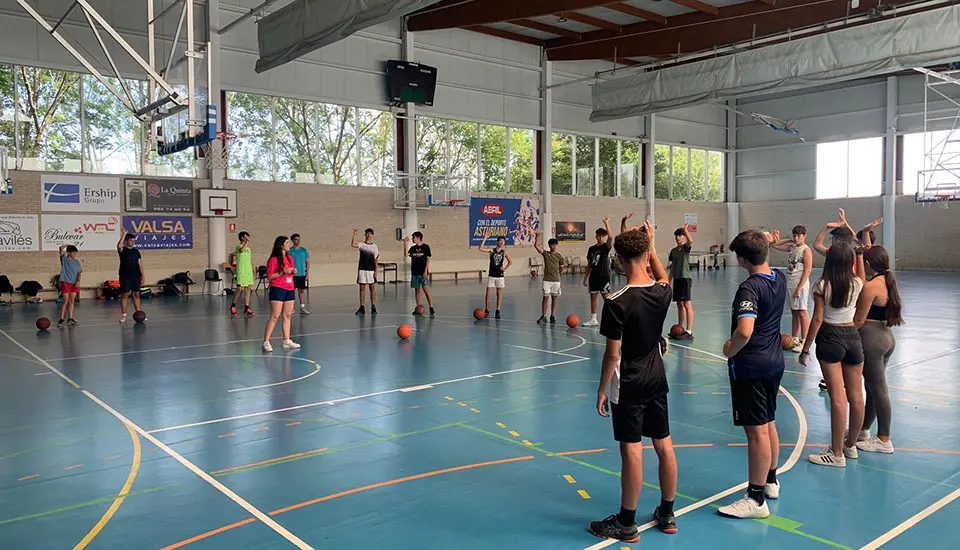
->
[815,137,883,199]
[653,142,725,202]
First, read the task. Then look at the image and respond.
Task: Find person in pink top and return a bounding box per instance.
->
[263,235,301,352]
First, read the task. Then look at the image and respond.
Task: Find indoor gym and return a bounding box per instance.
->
[1,1,959,549]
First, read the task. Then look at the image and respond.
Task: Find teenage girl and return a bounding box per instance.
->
[852,245,903,454]
[231,231,254,317]
[262,236,301,352]
[800,236,865,467]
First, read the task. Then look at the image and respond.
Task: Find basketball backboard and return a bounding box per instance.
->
[198,188,237,218]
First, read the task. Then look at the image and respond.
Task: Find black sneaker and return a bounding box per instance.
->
[371,305,378,315]
[356,305,365,315]
[430,307,436,317]
[495,310,501,320]
[537,315,546,324]
[67,318,77,326]
[57,318,64,328]
[588,514,640,543]
[653,506,678,534]
[659,337,669,356]
[413,308,424,316]
[819,378,827,391]
[549,316,557,324]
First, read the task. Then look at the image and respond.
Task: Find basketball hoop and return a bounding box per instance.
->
[199,131,236,171]
[448,199,465,208]
[936,195,951,209]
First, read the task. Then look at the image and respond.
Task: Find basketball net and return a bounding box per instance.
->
[199,132,236,171]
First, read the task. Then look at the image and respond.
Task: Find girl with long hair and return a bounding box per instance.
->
[262,236,301,352]
[800,234,865,467]
[852,245,903,453]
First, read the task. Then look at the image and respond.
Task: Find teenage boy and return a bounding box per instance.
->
[718,230,787,520]
[351,228,379,315]
[772,226,813,352]
[405,232,435,316]
[478,233,512,319]
[590,219,679,542]
[534,231,565,324]
[583,216,614,327]
[57,244,82,327]
[117,229,144,323]
[230,231,255,318]
[290,233,310,315]
[667,225,694,340]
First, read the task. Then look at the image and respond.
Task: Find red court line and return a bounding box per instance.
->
[163,455,535,549]
[728,443,960,455]
[209,448,329,476]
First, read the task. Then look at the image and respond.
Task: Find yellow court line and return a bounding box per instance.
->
[73,422,141,550]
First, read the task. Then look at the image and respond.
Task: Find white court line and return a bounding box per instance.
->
[886,346,960,372]
[584,344,808,550]
[48,325,397,362]
[859,486,960,549]
[160,355,323,393]
[0,328,313,550]
[510,344,588,360]
[147,357,589,434]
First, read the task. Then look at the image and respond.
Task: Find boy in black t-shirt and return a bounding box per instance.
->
[718,230,787,520]
[404,231,435,316]
[590,219,679,542]
[116,229,145,323]
[582,216,614,327]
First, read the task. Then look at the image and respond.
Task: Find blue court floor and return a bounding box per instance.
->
[0,268,958,549]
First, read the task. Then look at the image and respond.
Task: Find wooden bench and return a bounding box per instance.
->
[429,270,485,283]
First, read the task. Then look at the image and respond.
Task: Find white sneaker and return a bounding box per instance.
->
[844,444,859,459]
[583,317,599,327]
[119,314,126,323]
[790,340,803,353]
[808,448,846,467]
[282,339,301,350]
[262,341,273,352]
[717,495,770,519]
[300,306,310,315]
[856,436,895,454]
[858,430,871,442]
[765,480,780,500]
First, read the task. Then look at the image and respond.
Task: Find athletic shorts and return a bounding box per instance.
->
[293,276,308,289]
[268,287,295,302]
[487,277,505,289]
[411,275,430,289]
[789,282,810,311]
[673,278,692,302]
[611,395,670,442]
[357,270,376,285]
[730,371,783,427]
[120,277,141,293]
[60,281,79,294]
[589,278,611,295]
[542,281,561,296]
[815,324,864,365]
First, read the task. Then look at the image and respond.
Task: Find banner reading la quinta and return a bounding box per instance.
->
[122,216,193,249]
[468,197,540,247]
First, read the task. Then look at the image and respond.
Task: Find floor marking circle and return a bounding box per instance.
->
[161,355,322,393]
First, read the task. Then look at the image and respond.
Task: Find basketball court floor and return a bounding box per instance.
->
[1,269,958,549]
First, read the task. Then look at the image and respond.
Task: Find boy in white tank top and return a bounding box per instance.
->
[772,225,812,352]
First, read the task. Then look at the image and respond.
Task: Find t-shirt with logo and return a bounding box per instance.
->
[599,282,673,404]
[668,244,692,280]
[267,253,295,291]
[489,249,506,277]
[786,244,809,289]
[728,270,787,380]
[408,244,431,277]
[118,247,141,279]
[358,242,379,272]
[60,256,82,284]
[587,242,612,283]
[541,251,564,282]
[289,246,310,277]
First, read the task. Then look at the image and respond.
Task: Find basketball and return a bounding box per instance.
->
[36,317,50,331]
[414,304,425,315]
[397,324,413,340]
[133,310,146,323]
[473,308,487,320]
[782,333,795,350]
[669,324,685,338]
[566,314,579,328]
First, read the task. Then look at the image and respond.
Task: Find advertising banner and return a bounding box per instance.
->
[469,197,540,247]
[555,221,587,242]
[42,214,121,251]
[41,175,121,212]
[124,178,194,213]
[684,212,698,232]
[0,214,39,251]
[122,216,193,249]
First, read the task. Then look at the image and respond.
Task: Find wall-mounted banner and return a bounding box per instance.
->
[684,212,698,233]
[124,178,194,213]
[122,216,193,249]
[41,175,120,212]
[0,214,39,251]
[555,221,587,242]
[469,197,540,247]
[42,214,121,251]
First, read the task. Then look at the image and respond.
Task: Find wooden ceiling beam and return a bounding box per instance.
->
[668,0,720,16]
[462,25,546,46]
[509,18,581,39]
[603,2,668,25]
[558,11,621,31]
[408,0,617,31]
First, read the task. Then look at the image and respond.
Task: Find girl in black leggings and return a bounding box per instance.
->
[852,245,903,454]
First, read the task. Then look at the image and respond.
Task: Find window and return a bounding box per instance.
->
[575,135,595,196]
[227,92,274,181]
[815,137,882,198]
[83,76,143,175]
[654,144,670,199]
[551,132,573,195]
[599,138,617,197]
[1,65,15,158]
[708,150,724,202]
[16,67,82,172]
[448,120,478,191]
[620,141,640,198]
[479,124,506,192]
[359,108,395,187]
[508,127,535,193]
[653,143,724,202]
[902,130,960,197]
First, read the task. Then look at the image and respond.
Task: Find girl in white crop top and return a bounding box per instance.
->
[813,277,863,324]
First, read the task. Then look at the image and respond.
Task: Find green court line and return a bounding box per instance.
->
[0,483,179,525]
[0,435,95,462]
[856,462,958,488]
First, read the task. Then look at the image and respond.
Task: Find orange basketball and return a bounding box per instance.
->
[473,308,487,320]
[669,324,685,338]
[782,334,795,350]
[397,324,413,340]
[36,317,50,331]
[566,314,579,328]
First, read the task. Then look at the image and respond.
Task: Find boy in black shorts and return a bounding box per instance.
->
[116,229,145,323]
[590,219,679,542]
[582,216,614,327]
[667,225,694,340]
[718,230,787,520]
[404,232,435,316]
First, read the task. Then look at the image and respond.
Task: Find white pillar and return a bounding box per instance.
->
[883,75,897,267]
[541,57,554,239]
[726,202,740,254]
[644,114,656,223]
[725,99,738,203]
[206,1,226,274]
[401,28,418,280]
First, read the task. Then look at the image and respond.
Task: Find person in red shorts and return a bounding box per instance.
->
[57,244,82,327]
[262,235,301,353]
